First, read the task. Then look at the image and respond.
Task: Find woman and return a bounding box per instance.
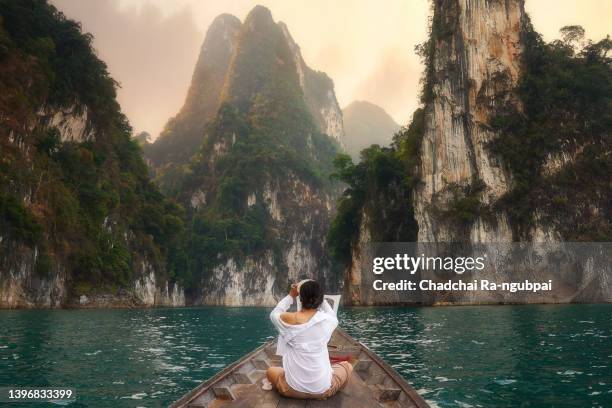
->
[266,280,353,399]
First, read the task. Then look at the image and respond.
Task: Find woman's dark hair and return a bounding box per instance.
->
[299,280,324,310]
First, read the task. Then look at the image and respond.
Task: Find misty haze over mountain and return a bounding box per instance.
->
[51,0,611,141]
[343,101,400,160]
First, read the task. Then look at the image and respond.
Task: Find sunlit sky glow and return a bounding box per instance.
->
[51,0,611,138]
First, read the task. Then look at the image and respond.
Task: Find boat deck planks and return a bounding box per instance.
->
[170,328,429,408]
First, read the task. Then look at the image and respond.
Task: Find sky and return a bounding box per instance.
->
[51,0,611,139]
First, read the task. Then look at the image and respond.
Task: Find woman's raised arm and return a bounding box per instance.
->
[270,293,295,331]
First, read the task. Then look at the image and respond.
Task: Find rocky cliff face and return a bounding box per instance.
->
[278,23,345,147]
[1,106,186,308]
[414,0,524,242]
[0,1,185,308]
[0,240,68,308]
[149,6,343,305]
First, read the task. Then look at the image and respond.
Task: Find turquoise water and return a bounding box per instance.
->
[0,305,610,408]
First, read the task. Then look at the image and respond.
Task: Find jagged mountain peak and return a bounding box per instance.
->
[193,14,240,83]
[244,5,275,29]
[144,6,344,169]
[221,9,297,110]
[211,13,241,26]
[203,14,241,48]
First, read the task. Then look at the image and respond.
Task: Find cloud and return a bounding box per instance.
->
[51,0,203,137]
[351,49,422,126]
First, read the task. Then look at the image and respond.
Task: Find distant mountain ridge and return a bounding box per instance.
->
[342,101,400,160]
[144,5,344,305]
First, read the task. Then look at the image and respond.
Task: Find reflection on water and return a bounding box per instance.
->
[0,305,610,407]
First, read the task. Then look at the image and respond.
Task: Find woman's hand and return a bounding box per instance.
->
[289,283,299,298]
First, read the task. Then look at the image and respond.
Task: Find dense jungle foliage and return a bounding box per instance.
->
[0,0,187,294]
[488,23,611,240]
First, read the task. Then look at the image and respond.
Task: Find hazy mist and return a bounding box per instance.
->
[51,0,611,139]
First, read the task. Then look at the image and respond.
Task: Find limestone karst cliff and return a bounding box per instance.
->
[336,0,611,305]
[414,0,610,245]
[145,6,344,305]
[414,0,523,242]
[0,0,185,308]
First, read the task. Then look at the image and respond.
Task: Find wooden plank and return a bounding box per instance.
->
[276,398,308,407]
[247,370,265,384]
[375,384,401,402]
[353,358,372,373]
[212,386,236,401]
[253,358,270,370]
[232,372,252,384]
[213,383,279,408]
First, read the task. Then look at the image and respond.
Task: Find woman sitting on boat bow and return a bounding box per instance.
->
[265,280,353,399]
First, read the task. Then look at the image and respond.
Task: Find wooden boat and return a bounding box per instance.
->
[170,328,430,407]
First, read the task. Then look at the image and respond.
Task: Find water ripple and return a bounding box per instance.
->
[0,305,610,407]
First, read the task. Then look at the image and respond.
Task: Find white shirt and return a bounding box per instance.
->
[270,295,338,394]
